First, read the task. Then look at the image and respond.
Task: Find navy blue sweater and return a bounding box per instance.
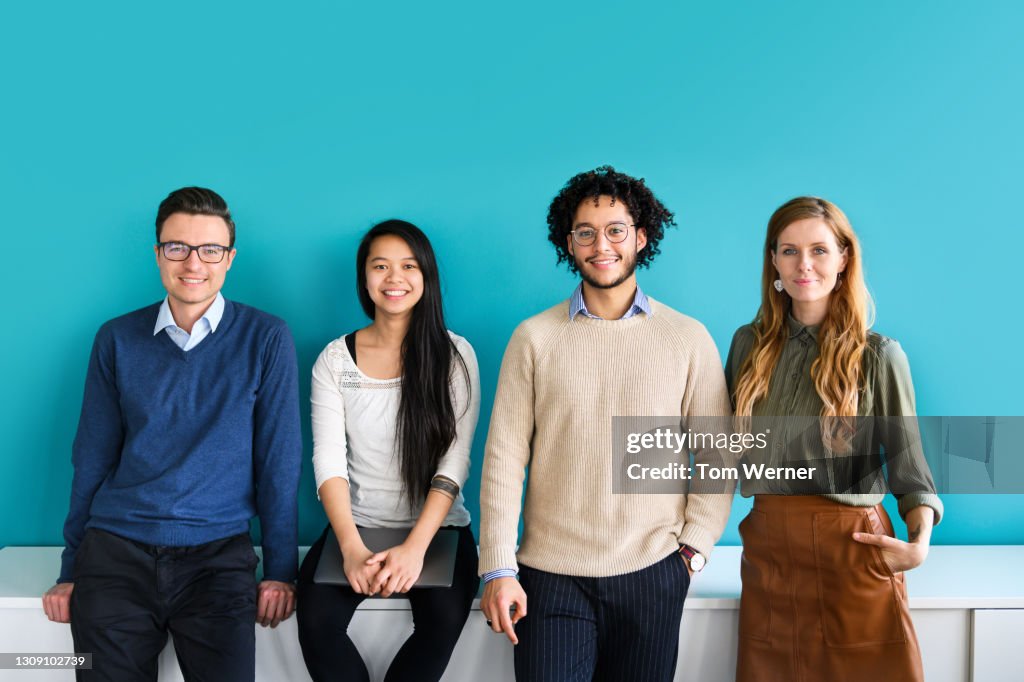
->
[59,300,302,583]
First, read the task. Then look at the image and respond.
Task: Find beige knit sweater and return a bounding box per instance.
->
[478,297,734,577]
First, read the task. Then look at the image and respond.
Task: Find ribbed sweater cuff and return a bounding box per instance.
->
[478,546,519,576]
[58,555,74,584]
[677,524,719,560]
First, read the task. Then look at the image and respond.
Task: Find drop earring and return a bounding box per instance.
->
[773,279,784,293]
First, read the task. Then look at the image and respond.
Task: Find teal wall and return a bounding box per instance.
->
[2,1,1022,549]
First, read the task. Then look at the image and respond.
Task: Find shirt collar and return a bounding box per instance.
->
[569,283,652,321]
[153,292,226,336]
[786,312,819,340]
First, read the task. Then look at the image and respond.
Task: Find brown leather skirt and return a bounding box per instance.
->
[736,496,923,682]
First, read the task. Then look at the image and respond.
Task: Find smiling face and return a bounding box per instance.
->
[364,234,424,318]
[567,195,648,291]
[155,212,235,322]
[772,217,848,323]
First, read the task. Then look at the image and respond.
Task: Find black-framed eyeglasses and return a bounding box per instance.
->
[570,222,634,246]
[157,241,232,263]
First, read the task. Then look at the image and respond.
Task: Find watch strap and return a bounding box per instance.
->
[678,544,706,571]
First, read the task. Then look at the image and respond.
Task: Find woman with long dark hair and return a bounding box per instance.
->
[727,197,942,681]
[296,220,480,682]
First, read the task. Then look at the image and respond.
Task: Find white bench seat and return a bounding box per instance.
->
[2,546,1022,681]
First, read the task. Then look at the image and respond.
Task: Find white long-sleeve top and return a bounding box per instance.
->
[311,331,480,528]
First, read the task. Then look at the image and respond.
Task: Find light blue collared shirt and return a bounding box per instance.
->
[153,292,225,351]
[568,282,652,320]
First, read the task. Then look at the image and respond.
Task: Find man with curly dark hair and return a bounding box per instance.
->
[478,166,734,680]
[545,164,677,280]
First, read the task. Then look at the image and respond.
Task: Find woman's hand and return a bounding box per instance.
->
[341,541,380,595]
[366,543,426,597]
[852,505,935,573]
[851,531,930,573]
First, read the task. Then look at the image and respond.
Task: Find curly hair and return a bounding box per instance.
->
[546,165,676,274]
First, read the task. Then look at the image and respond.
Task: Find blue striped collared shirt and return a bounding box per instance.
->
[568,282,652,320]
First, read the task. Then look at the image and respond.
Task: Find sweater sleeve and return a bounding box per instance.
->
[433,336,481,490]
[310,344,350,492]
[252,322,302,583]
[478,325,535,576]
[677,324,736,558]
[874,340,944,524]
[59,324,125,583]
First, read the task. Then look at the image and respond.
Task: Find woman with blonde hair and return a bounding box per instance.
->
[726,197,942,681]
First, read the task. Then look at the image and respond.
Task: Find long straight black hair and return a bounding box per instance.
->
[355,220,469,508]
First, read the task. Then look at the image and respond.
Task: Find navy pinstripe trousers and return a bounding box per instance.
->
[515,551,690,681]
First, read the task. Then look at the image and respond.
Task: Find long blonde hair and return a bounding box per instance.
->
[733,197,874,449]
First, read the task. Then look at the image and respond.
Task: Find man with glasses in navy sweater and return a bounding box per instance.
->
[42,187,302,682]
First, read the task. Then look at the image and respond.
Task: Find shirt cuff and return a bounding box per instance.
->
[897,492,944,526]
[482,568,517,583]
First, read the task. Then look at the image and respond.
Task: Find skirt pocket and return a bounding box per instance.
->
[812,512,906,648]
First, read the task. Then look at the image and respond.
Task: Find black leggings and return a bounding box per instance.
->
[296,524,479,682]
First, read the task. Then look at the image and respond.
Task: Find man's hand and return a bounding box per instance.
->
[42,583,74,623]
[256,580,295,628]
[481,577,527,645]
[366,543,426,598]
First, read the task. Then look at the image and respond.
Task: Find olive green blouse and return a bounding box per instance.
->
[725,315,943,523]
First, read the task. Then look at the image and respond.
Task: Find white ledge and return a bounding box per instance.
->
[5,545,1024,610]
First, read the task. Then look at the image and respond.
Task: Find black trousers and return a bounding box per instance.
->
[514,551,690,682]
[296,524,479,682]
[70,528,259,682]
